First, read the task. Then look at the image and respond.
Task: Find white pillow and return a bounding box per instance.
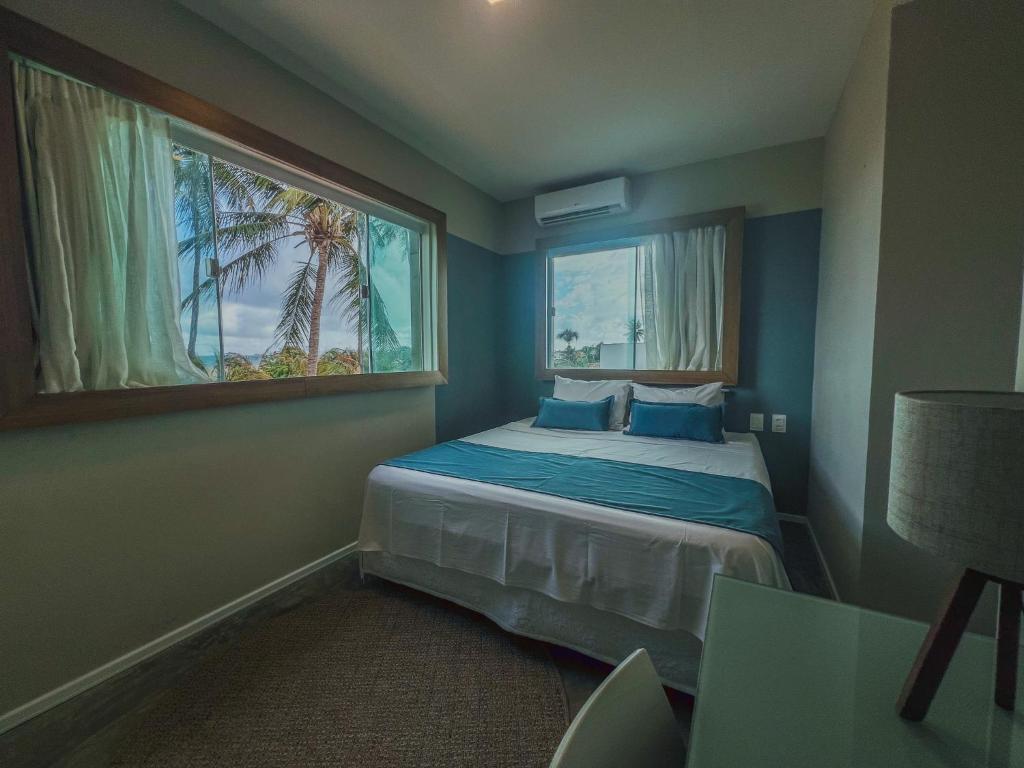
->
[553,375,632,430]
[630,381,725,406]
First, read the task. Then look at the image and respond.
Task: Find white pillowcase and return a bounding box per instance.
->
[553,375,632,430]
[630,381,726,406]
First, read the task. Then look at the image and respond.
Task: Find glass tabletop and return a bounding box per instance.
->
[687,577,1024,768]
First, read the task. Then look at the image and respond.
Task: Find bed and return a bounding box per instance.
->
[357,417,790,692]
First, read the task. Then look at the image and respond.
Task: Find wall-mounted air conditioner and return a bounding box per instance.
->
[534,177,631,227]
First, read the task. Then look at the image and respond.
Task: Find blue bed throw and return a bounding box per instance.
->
[383,440,783,554]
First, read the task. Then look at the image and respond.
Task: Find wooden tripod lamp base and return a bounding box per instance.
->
[897,568,1024,721]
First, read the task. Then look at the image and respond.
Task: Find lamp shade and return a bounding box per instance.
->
[887,391,1024,583]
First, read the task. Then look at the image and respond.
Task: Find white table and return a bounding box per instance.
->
[687,577,1024,767]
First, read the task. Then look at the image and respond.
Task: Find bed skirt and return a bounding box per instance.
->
[360,551,704,694]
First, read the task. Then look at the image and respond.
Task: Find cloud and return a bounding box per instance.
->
[552,247,638,348]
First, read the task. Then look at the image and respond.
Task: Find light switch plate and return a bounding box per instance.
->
[749,413,764,431]
[772,414,787,433]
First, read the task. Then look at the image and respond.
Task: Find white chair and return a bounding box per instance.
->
[549,648,687,768]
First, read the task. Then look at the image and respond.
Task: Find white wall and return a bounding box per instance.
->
[859,0,1024,622]
[0,0,501,725]
[500,139,823,254]
[806,0,896,603]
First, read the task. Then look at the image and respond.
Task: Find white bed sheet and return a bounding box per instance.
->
[358,419,789,640]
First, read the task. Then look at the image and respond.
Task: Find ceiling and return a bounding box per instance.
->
[179,0,874,202]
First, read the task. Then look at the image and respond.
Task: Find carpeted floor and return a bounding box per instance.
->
[52,519,828,767]
[76,579,569,768]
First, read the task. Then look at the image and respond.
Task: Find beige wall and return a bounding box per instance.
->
[0,0,499,723]
[859,0,1024,622]
[806,0,895,603]
[0,391,435,716]
[499,138,824,254]
[1018,287,1024,390]
[808,0,1024,621]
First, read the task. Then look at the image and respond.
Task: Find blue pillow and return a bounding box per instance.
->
[624,401,725,443]
[532,396,614,431]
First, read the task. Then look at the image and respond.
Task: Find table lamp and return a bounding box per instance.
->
[887,391,1024,721]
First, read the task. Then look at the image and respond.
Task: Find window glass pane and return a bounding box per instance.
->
[210,156,365,381]
[367,217,423,372]
[549,247,640,370]
[173,144,224,380]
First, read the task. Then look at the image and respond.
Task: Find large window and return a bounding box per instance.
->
[171,138,430,385]
[538,209,744,385]
[0,14,446,430]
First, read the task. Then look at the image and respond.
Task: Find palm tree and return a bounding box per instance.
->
[555,327,584,367]
[625,318,644,343]
[178,155,399,378]
[172,145,215,369]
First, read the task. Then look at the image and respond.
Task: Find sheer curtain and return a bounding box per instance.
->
[13,61,208,392]
[641,224,726,371]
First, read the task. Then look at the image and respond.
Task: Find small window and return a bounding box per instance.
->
[12,57,440,395]
[539,208,743,385]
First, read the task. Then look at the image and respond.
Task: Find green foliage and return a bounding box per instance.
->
[258,345,309,378]
[372,345,413,373]
[554,327,599,367]
[222,346,361,381]
[224,353,269,382]
[555,346,591,367]
[579,344,601,365]
[316,348,361,376]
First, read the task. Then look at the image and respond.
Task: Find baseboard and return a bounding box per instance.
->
[0,542,359,735]
[776,512,807,523]
[776,513,841,601]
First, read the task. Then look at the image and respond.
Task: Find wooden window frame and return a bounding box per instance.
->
[535,206,744,385]
[0,9,448,431]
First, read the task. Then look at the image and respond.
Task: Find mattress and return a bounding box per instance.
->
[358,419,790,641]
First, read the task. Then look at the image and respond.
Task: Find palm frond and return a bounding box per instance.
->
[180,275,218,314]
[218,239,287,295]
[269,186,318,216]
[173,145,216,263]
[175,231,215,259]
[215,211,293,253]
[274,257,318,349]
[213,158,283,211]
[325,241,365,326]
[369,283,401,356]
[369,218,401,250]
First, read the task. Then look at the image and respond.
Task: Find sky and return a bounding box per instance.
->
[551,246,640,350]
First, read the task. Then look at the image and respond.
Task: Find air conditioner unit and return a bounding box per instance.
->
[534,177,631,227]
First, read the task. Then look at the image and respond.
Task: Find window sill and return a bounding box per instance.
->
[0,370,447,431]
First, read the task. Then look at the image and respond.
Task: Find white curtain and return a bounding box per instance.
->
[641,224,726,371]
[13,61,209,392]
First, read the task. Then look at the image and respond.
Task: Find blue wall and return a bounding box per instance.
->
[434,235,506,442]
[727,210,821,515]
[494,210,822,515]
